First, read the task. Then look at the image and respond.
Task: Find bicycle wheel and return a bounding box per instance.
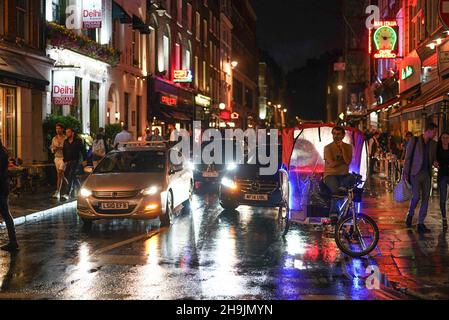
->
[278,203,290,237]
[335,213,379,258]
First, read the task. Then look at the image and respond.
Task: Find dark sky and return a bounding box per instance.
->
[252,0,344,72]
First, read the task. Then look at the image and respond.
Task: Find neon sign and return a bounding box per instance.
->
[371,21,399,59]
[160,95,177,107]
[401,66,414,80]
[173,69,193,83]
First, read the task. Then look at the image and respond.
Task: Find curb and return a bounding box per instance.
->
[0,201,77,228]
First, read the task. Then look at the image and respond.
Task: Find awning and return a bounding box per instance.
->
[132,15,151,34]
[153,109,192,122]
[0,51,49,90]
[113,1,132,23]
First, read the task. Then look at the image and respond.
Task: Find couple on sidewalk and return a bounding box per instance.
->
[402,123,448,234]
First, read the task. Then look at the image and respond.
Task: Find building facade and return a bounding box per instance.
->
[0,0,53,163]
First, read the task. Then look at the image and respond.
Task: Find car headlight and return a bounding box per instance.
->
[227,163,237,171]
[221,177,237,190]
[142,186,160,196]
[80,188,92,198]
[187,161,196,171]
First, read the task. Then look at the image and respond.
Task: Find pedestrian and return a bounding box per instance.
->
[368,131,380,175]
[168,124,179,142]
[61,127,88,201]
[403,123,438,234]
[150,128,164,142]
[144,128,153,141]
[0,140,19,252]
[323,126,354,224]
[113,124,133,149]
[50,123,66,199]
[436,132,449,230]
[92,131,106,168]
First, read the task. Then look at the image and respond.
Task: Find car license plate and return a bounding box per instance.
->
[203,171,219,178]
[100,202,129,210]
[244,194,269,201]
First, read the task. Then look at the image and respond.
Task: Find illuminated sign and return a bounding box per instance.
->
[401,66,414,80]
[195,94,211,107]
[173,69,193,83]
[160,94,178,107]
[52,70,76,105]
[370,21,399,59]
[83,0,102,29]
[231,112,240,120]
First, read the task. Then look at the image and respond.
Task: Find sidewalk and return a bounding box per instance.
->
[366,177,449,299]
[0,187,76,226]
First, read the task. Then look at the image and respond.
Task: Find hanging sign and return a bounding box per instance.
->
[52,70,76,105]
[83,0,103,29]
[370,21,399,59]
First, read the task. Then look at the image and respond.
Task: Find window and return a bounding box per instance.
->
[163,35,170,73]
[112,18,121,52]
[245,88,254,110]
[0,0,5,35]
[124,93,130,125]
[203,19,208,43]
[52,0,66,24]
[175,43,181,71]
[0,87,17,158]
[16,0,28,40]
[194,56,199,88]
[202,61,206,90]
[136,96,142,136]
[187,3,192,31]
[195,12,201,40]
[184,50,191,70]
[71,77,82,124]
[90,82,100,135]
[177,0,182,23]
[133,30,140,67]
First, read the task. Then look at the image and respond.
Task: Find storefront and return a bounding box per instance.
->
[148,77,195,135]
[47,48,109,135]
[0,47,52,163]
[194,94,212,126]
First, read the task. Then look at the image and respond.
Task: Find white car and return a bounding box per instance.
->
[77,142,194,227]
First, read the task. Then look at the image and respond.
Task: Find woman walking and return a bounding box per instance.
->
[437,132,449,230]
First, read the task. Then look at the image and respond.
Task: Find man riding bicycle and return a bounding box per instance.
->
[323,126,354,224]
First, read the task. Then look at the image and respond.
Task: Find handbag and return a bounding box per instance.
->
[394,137,417,202]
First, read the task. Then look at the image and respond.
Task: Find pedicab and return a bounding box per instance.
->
[278,124,379,258]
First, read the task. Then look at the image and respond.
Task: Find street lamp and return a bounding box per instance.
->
[231,61,238,69]
[219,103,226,110]
[337,85,344,91]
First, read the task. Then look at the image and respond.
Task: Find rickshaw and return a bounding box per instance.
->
[278,124,379,258]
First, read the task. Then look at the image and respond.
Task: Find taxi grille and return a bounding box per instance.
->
[93,191,140,199]
[237,179,279,194]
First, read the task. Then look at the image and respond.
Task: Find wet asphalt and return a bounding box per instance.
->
[0,186,385,300]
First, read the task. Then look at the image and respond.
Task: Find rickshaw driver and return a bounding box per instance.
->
[323,126,354,224]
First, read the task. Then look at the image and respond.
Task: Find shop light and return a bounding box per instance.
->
[427,43,437,50]
[435,38,443,45]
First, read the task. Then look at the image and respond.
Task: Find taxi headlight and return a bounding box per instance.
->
[142,186,160,196]
[80,188,92,198]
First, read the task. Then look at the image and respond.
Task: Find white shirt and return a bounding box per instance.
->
[114,130,133,147]
[169,129,180,142]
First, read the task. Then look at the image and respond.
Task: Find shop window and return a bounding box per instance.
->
[90,82,100,135]
[0,87,17,158]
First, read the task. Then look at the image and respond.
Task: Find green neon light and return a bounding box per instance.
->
[401,66,414,80]
[373,26,398,51]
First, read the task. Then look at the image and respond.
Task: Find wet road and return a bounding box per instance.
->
[0,188,386,300]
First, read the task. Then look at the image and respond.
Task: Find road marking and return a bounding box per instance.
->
[92,228,166,256]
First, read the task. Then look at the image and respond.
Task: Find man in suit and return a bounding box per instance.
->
[403,123,438,234]
[0,140,19,252]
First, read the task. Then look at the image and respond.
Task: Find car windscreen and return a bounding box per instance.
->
[94,151,165,174]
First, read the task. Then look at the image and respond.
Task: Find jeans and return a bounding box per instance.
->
[439,176,449,219]
[61,161,81,197]
[408,171,431,224]
[324,174,354,215]
[0,195,17,244]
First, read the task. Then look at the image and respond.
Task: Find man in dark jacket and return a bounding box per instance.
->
[61,127,87,201]
[0,140,19,252]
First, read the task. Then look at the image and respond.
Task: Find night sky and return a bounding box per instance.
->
[252,0,344,72]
